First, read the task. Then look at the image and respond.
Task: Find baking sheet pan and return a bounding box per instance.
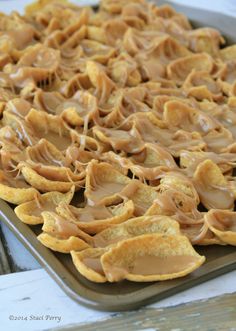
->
[1,1,236,311]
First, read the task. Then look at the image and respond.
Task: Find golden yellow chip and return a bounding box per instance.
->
[25,109,73,151]
[180,222,224,245]
[205,209,236,246]
[163,100,219,133]
[42,211,93,242]
[0,169,38,205]
[38,233,90,254]
[158,171,200,205]
[101,234,205,282]
[56,199,134,234]
[86,61,116,104]
[21,165,85,193]
[85,160,130,206]
[38,211,92,253]
[93,215,180,248]
[167,53,213,84]
[15,186,74,225]
[71,248,108,283]
[193,159,234,210]
[220,45,236,62]
[60,90,98,127]
[129,143,177,180]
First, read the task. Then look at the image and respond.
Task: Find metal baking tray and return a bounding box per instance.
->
[1,1,236,311]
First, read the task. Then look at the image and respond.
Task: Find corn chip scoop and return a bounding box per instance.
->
[44,24,86,53]
[78,39,116,65]
[135,35,191,81]
[86,61,116,106]
[130,113,206,157]
[145,189,202,225]
[0,126,26,171]
[186,27,224,55]
[56,199,134,234]
[33,89,98,128]
[180,221,224,245]
[59,90,98,127]
[38,211,92,253]
[203,127,235,153]
[93,215,181,248]
[193,159,234,210]
[100,0,147,15]
[163,100,221,135]
[71,248,108,283]
[179,150,236,176]
[217,62,236,97]
[167,53,214,85]
[2,111,39,147]
[129,143,178,174]
[15,186,74,225]
[158,171,200,205]
[101,234,205,282]
[33,90,65,114]
[85,160,131,206]
[99,151,130,176]
[0,169,39,205]
[5,44,60,89]
[20,138,85,183]
[84,160,158,215]
[5,98,33,118]
[25,0,88,33]
[59,72,93,98]
[122,28,165,58]
[152,4,191,29]
[20,165,85,193]
[182,70,222,102]
[103,144,178,181]
[25,108,75,150]
[122,179,159,215]
[18,139,85,193]
[108,53,141,88]
[93,126,145,154]
[220,45,236,62]
[204,209,236,246]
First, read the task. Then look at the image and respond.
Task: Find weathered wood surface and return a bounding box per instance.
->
[55,293,236,331]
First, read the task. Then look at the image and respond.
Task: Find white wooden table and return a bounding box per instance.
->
[0,1,236,330]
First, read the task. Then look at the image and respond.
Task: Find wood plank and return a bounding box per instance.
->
[56,293,236,331]
[0,269,236,331]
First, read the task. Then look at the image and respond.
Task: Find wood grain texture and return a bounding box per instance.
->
[53,293,236,331]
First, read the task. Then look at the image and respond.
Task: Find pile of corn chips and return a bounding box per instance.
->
[0,0,235,282]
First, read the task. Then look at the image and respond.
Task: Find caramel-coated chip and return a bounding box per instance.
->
[0,170,38,205]
[93,215,180,248]
[56,199,134,234]
[205,209,236,246]
[193,159,234,210]
[38,211,92,253]
[71,248,108,283]
[15,186,74,225]
[21,165,85,193]
[101,234,205,282]
[38,233,90,254]
[85,160,130,205]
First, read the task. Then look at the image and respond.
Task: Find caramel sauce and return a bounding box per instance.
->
[1,0,236,283]
[83,257,105,275]
[131,255,200,275]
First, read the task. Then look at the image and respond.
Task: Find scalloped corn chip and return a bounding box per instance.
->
[101,234,205,282]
